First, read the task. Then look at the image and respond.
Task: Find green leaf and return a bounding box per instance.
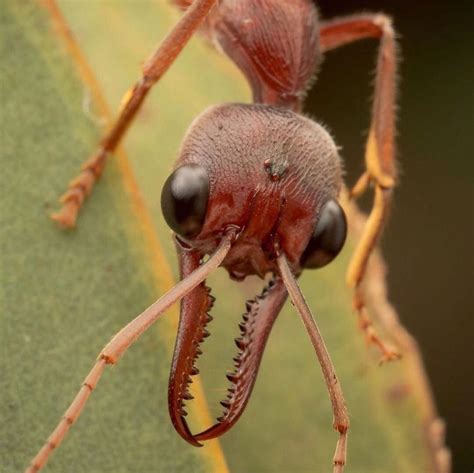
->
[1,2,226,472]
[2,1,445,473]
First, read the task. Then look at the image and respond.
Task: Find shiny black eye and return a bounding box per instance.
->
[301,199,347,269]
[161,164,210,238]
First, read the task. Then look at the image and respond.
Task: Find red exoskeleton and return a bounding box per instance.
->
[27,1,400,472]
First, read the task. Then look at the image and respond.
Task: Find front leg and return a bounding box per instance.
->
[277,254,349,473]
[25,231,234,473]
[51,0,217,227]
[320,14,400,362]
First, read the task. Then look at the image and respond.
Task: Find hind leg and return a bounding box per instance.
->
[320,14,400,361]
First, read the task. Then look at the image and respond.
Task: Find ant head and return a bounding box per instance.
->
[161,104,346,278]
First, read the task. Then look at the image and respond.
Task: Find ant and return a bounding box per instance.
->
[27,1,400,472]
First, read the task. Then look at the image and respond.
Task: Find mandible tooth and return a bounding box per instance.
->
[220,400,231,409]
[226,372,238,383]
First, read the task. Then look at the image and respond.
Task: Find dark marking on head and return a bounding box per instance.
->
[264,158,289,182]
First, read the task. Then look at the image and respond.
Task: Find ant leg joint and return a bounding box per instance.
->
[59,188,85,206]
[359,318,372,332]
[224,224,241,242]
[98,353,116,365]
[69,169,96,196]
[62,415,74,426]
[82,382,94,391]
[81,149,107,175]
[373,14,394,35]
[47,441,57,450]
[333,420,350,435]
[332,425,349,472]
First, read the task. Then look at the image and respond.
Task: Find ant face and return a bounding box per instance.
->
[162,103,347,277]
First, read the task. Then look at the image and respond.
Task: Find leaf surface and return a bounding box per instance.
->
[1,2,226,472]
[2,1,442,472]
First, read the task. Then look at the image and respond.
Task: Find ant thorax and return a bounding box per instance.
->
[167,103,343,278]
[211,0,321,108]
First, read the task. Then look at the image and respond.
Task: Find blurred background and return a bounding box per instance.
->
[309,1,473,470]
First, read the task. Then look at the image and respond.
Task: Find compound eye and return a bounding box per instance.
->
[301,199,347,269]
[161,164,210,238]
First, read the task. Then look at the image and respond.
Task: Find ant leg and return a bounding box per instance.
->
[345,198,452,470]
[51,0,217,227]
[277,254,349,473]
[25,231,233,473]
[320,14,400,362]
